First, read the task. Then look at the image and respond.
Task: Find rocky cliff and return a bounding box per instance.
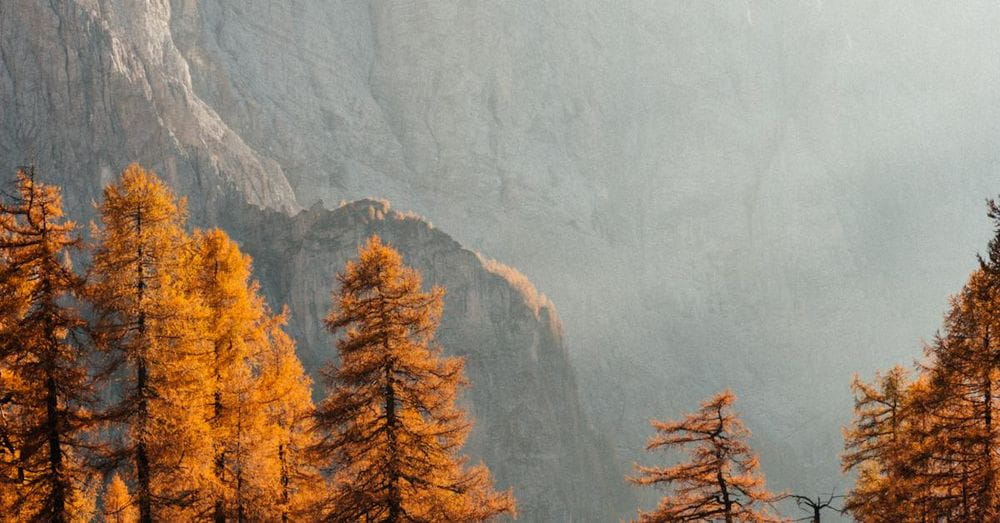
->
[0,0,296,220]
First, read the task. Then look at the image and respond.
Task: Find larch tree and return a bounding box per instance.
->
[909,198,1000,520]
[255,311,324,521]
[313,235,516,521]
[0,167,96,521]
[101,473,136,523]
[629,390,781,523]
[0,206,27,519]
[841,366,918,521]
[87,164,213,522]
[918,269,1000,521]
[189,228,272,521]
[0,367,26,520]
[192,228,325,521]
[843,198,1000,522]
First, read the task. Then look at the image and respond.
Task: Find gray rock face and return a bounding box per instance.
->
[166,3,1000,509]
[222,199,632,521]
[0,0,297,219]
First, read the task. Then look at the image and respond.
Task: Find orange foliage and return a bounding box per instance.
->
[844,199,1000,521]
[0,168,95,521]
[313,235,516,521]
[88,164,213,521]
[629,390,782,522]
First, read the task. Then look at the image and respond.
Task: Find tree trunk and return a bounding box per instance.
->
[135,210,152,523]
[45,372,65,522]
[385,363,400,522]
[279,440,289,523]
[136,360,152,523]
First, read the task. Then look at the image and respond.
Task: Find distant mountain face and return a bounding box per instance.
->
[0,0,297,220]
[5,0,1000,519]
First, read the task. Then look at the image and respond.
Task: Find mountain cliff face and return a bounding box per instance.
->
[224,199,631,520]
[0,0,296,219]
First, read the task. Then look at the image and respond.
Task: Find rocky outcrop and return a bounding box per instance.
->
[0,0,297,220]
[222,199,633,521]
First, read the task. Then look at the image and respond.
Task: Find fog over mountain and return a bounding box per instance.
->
[3,1,1000,519]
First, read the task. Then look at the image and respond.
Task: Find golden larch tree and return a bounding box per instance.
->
[255,311,325,521]
[87,164,212,522]
[843,198,1000,522]
[313,235,516,521]
[0,205,27,520]
[101,473,137,523]
[0,167,95,521]
[917,269,1000,520]
[189,228,271,521]
[0,367,26,520]
[841,366,920,521]
[629,390,781,522]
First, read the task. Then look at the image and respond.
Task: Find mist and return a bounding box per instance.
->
[3,0,1000,519]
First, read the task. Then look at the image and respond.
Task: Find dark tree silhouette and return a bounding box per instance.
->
[788,493,843,522]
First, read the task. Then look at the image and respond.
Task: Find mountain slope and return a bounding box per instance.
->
[6,1,1000,519]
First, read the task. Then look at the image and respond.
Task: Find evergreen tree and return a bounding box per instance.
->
[0,167,95,521]
[101,473,136,523]
[87,164,212,522]
[629,390,780,522]
[313,235,516,521]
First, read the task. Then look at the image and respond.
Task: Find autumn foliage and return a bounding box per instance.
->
[630,390,781,522]
[0,168,94,521]
[0,164,514,522]
[31,160,1000,521]
[842,198,1000,521]
[313,236,516,521]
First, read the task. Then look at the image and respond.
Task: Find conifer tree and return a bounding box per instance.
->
[0,367,25,520]
[629,390,780,522]
[918,269,1000,520]
[255,312,324,521]
[189,228,270,521]
[841,366,917,521]
[101,473,136,523]
[843,198,1000,521]
[0,167,95,521]
[191,229,325,521]
[0,179,29,520]
[313,235,516,521]
[87,164,212,522]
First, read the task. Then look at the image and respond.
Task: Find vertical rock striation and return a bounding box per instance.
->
[0,0,297,220]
